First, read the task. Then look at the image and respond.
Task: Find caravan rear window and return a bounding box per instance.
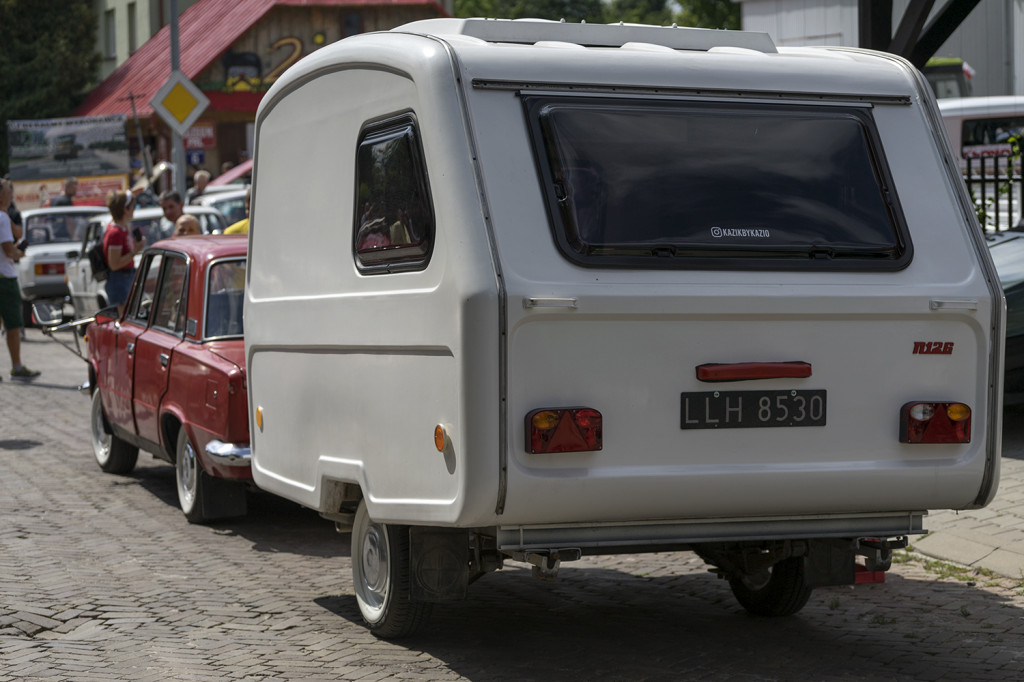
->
[524,96,910,270]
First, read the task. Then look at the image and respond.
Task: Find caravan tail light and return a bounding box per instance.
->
[526,407,602,454]
[900,402,971,444]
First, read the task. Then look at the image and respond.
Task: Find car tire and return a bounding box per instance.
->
[90,389,139,474]
[21,300,36,328]
[175,427,247,524]
[728,556,813,617]
[351,500,431,638]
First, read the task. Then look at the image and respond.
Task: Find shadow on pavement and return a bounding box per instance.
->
[129,458,345,559]
[1003,403,1024,460]
[314,563,1024,681]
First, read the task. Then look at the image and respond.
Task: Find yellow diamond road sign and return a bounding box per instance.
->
[150,70,209,137]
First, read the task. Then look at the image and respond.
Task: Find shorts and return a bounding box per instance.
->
[0,277,24,330]
[105,268,135,307]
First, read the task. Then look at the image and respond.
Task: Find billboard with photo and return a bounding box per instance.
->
[7,115,130,208]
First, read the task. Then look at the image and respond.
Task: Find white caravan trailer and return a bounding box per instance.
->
[245,18,1004,637]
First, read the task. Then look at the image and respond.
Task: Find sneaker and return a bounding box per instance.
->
[10,366,40,379]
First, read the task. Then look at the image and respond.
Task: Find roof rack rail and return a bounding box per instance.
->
[397,18,778,53]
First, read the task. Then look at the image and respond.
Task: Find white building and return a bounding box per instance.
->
[739,0,1024,96]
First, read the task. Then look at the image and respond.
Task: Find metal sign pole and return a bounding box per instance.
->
[126,92,153,182]
[169,0,186,198]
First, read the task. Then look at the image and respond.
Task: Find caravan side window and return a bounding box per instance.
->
[353,115,435,273]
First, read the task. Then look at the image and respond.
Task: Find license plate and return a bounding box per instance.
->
[681,390,826,429]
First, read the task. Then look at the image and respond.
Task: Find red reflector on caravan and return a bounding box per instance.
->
[526,407,602,454]
[899,402,971,444]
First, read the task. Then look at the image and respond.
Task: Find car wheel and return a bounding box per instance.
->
[351,500,431,638]
[175,427,211,523]
[175,428,247,523]
[21,300,38,328]
[90,389,138,474]
[728,557,812,617]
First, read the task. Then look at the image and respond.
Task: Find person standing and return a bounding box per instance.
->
[187,170,211,204]
[0,178,39,379]
[103,190,144,313]
[50,177,78,206]
[159,190,184,236]
[173,214,201,237]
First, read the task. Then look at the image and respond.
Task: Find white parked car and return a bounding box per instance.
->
[193,187,248,226]
[16,206,107,322]
[66,205,228,318]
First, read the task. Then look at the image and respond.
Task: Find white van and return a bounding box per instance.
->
[938,95,1024,164]
[245,18,1004,637]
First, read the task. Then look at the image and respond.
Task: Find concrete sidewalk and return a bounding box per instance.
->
[914,414,1024,580]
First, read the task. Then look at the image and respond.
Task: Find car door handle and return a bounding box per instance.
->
[159,353,170,367]
[126,342,135,355]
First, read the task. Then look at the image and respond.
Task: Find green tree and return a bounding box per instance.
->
[605,0,671,25]
[675,0,741,29]
[454,0,605,23]
[455,0,739,27]
[0,0,99,174]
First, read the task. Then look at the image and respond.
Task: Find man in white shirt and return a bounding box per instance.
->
[0,178,40,379]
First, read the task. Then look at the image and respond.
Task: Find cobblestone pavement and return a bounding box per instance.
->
[2,328,1024,681]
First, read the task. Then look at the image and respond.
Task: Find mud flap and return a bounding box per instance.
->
[804,540,857,587]
[409,528,469,602]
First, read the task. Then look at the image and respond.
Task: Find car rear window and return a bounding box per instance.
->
[205,259,246,338]
[524,96,911,270]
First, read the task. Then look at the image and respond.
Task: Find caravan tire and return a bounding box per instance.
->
[729,556,813,617]
[351,500,431,638]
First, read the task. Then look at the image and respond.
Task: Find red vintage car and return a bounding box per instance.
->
[87,235,250,523]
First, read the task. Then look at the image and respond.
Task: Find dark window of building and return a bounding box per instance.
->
[128,2,137,54]
[104,9,116,59]
[345,13,362,38]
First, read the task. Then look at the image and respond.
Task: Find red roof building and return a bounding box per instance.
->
[76,0,446,179]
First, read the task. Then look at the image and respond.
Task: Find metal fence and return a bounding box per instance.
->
[965,155,1022,232]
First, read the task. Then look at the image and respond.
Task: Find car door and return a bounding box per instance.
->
[70,219,103,316]
[100,254,156,430]
[132,253,188,445]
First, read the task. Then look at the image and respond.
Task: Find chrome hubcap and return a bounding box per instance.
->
[359,523,389,610]
[92,394,111,463]
[179,440,197,507]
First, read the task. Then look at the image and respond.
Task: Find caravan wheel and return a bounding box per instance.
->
[351,500,431,638]
[729,557,812,616]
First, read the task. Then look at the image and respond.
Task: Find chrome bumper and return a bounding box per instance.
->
[204,439,252,467]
